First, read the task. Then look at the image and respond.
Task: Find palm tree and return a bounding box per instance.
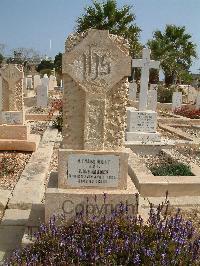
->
[75,0,142,57]
[147,25,197,86]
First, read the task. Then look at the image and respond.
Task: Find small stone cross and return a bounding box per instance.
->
[132,48,160,111]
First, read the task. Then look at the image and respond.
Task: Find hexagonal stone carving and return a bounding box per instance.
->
[63,30,131,93]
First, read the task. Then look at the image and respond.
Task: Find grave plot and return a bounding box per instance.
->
[28,121,49,137]
[0,151,32,190]
[173,145,200,167]
[26,106,49,114]
[157,127,185,141]
[139,150,194,176]
[128,148,200,197]
[173,125,200,139]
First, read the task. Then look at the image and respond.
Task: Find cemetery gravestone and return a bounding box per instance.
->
[37,76,49,108]
[37,84,48,108]
[0,64,40,150]
[126,49,161,142]
[172,92,182,111]
[49,75,57,90]
[45,29,138,222]
[34,74,41,90]
[128,80,137,101]
[196,91,200,110]
[147,84,158,111]
[27,75,33,89]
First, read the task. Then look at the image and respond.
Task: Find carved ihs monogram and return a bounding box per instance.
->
[82,45,111,81]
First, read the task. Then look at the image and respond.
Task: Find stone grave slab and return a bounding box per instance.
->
[172,92,182,111]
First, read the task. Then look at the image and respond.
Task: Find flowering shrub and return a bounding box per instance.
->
[48,99,63,131]
[7,198,200,265]
[174,106,200,119]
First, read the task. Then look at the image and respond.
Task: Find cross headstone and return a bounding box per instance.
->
[126,50,160,143]
[128,80,137,101]
[132,48,159,111]
[147,84,158,111]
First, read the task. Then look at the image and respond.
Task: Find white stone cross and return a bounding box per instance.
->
[132,48,160,111]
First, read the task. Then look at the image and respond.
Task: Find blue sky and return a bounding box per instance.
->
[0,0,199,73]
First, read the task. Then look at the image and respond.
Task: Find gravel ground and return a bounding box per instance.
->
[0,151,32,190]
[26,106,50,114]
[43,132,62,191]
[173,146,200,167]
[29,121,49,136]
[158,127,183,140]
[175,126,200,139]
[139,151,175,170]
[158,112,173,118]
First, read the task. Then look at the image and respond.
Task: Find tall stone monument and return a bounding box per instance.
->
[45,29,138,222]
[126,48,161,143]
[0,64,40,151]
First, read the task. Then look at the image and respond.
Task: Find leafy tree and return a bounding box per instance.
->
[75,0,142,57]
[147,25,197,86]
[54,52,62,75]
[36,59,54,73]
[0,53,4,65]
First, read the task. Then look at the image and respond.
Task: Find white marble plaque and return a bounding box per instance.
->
[67,154,120,187]
[127,109,157,133]
[1,111,23,125]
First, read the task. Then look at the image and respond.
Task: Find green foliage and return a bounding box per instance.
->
[75,0,142,57]
[36,59,54,73]
[0,53,4,65]
[8,199,200,265]
[150,162,194,176]
[54,52,62,75]
[157,85,175,103]
[39,69,52,77]
[147,25,197,86]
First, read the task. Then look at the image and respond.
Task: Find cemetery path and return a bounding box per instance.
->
[0,126,58,264]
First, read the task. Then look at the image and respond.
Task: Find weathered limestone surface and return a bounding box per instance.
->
[0,64,24,112]
[62,29,131,151]
[0,64,39,151]
[8,127,58,209]
[45,30,137,223]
